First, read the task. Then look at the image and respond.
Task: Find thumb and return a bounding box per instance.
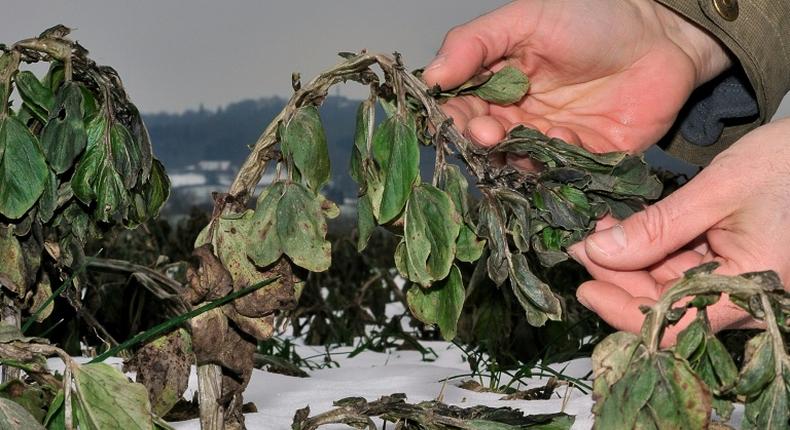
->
[423,2,530,91]
[583,170,732,271]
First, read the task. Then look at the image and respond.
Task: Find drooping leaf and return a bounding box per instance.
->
[402,183,461,286]
[456,224,486,263]
[643,353,711,430]
[350,99,374,184]
[406,265,464,341]
[280,106,330,191]
[0,226,27,295]
[30,273,54,323]
[476,196,509,286]
[127,108,154,182]
[741,368,790,430]
[39,81,87,173]
[141,159,170,218]
[276,182,331,272]
[369,114,420,223]
[0,117,49,219]
[72,362,154,430]
[0,397,46,430]
[508,253,561,321]
[594,352,657,429]
[37,169,58,223]
[356,193,375,252]
[127,329,192,416]
[441,164,471,221]
[14,71,53,123]
[472,65,530,105]
[110,123,142,189]
[246,181,285,268]
[735,333,776,396]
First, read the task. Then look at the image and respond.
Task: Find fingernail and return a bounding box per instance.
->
[425,54,446,71]
[566,247,580,264]
[576,292,592,310]
[588,224,627,257]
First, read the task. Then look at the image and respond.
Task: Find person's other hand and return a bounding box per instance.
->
[423,0,731,164]
[569,118,790,346]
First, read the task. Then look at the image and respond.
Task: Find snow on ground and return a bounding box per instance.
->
[170,342,597,430]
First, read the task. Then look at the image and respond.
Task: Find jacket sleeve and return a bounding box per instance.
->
[654,0,790,165]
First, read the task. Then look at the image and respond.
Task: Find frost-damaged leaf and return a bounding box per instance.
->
[472,65,530,105]
[14,70,54,123]
[594,353,657,429]
[0,321,43,343]
[110,122,142,190]
[644,353,711,429]
[477,196,508,286]
[37,169,57,223]
[402,184,461,286]
[30,272,54,323]
[276,182,331,272]
[508,253,561,322]
[141,159,170,219]
[72,362,154,430]
[441,164,471,221]
[591,332,642,388]
[280,105,330,191]
[456,224,486,263]
[406,265,464,341]
[40,81,87,174]
[0,226,27,295]
[350,98,374,184]
[128,108,154,182]
[126,328,193,416]
[71,114,130,221]
[0,116,48,219]
[247,181,285,268]
[741,368,790,430]
[735,333,775,396]
[356,193,375,252]
[370,114,419,223]
[0,397,46,430]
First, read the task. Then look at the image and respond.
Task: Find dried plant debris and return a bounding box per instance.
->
[291,393,574,430]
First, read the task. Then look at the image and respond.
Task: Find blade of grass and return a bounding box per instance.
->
[89,276,280,363]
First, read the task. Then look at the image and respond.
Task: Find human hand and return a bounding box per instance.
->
[569,118,790,346]
[423,0,731,162]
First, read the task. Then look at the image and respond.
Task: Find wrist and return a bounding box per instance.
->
[653,2,732,87]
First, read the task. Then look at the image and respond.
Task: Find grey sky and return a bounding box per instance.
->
[2,1,507,113]
[3,0,788,117]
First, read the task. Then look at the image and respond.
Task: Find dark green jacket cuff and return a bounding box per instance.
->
[655,0,790,165]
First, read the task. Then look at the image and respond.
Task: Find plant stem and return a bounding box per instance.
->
[89,276,279,363]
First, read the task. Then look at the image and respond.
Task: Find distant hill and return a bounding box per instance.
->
[143,95,436,201]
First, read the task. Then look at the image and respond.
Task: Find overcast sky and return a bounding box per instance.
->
[3,0,787,118]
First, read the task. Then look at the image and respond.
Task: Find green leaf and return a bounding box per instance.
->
[705,334,738,390]
[741,371,789,430]
[127,109,153,182]
[508,252,561,321]
[14,71,53,123]
[472,65,530,105]
[276,182,331,272]
[0,227,27,295]
[476,197,508,286]
[110,123,141,189]
[246,182,285,268]
[72,362,154,430]
[402,184,461,286]
[441,164,471,220]
[735,333,775,396]
[37,169,58,223]
[0,116,48,219]
[370,114,420,223]
[280,106,330,191]
[406,265,464,341]
[39,82,87,173]
[644,353,711,430]
[595,353,658,429]
[356,193,375,252]
[0,397,46,430]
[675,317,705,360]
[350,99,374,184]
[456,223,486,263]
[94,153,129,222]
[142,159,170,218]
